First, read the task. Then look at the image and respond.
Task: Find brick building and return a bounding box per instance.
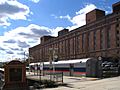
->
[29,2,120,63]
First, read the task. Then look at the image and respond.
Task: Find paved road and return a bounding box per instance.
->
[43,76,120,90]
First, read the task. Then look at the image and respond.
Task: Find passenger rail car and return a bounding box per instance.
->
[29,58,90,76]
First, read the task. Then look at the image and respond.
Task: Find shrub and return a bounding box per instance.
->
[42,80,58,88]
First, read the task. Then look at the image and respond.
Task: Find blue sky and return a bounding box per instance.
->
[0,0,119,62]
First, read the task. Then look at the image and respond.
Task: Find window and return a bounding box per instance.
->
[88,32,90,51]
[94,31,96,50]
[82,34,84,52]
[116,23,120,48]
[100,29,104,49]
[117,50,119,54]
[87,19,90,22]
[70,38,73,55]
[117,36,119,41]
[107,26,111,48]
[116,30,119,34]
[116,24,119,28]
[117,43,119,47]
[116,18,119,21]
[77,36,81,53]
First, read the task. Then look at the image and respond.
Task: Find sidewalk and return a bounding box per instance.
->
[26,72,120,90]
[43,76,120,90]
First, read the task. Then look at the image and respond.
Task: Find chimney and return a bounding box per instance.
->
[58,29,69,36]
[112,1,120,13]
[40,36,56,44]
[86,9,105,24]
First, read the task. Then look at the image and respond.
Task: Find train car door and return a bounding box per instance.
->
[70,64,74,76]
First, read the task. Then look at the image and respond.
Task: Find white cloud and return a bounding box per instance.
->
[52,14,71,20]
[59,15,71,20]
[0,23,65,61]
[52,4,96,30]
[51,27,64,36]
[70,4,96,27]
[0,24,55,61]
[29,0,40,3]
[0,0,30,26]
[2,24,52,45]
[0,16,11,26]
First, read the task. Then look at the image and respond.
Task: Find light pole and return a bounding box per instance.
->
[53,49,55,73]
[28,56,34,74]
[24,51,26,62]
[28,56,30,74]
[39,62,43,81]
[49,48,58,73]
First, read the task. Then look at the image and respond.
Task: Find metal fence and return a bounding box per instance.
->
[26,70,63,84]
[45,72,63,83]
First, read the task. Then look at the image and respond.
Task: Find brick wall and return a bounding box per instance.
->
[29,3,120,62]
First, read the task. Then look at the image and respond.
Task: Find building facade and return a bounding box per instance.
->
[29,2,120,63]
